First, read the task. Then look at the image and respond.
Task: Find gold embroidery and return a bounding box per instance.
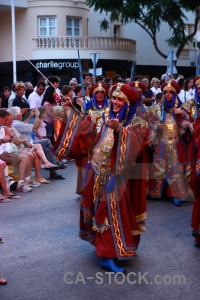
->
[92,218,110,233]
[91,128,114,200]
[117,127,128,174]
[57,114,78,157]
[110,191,135,257]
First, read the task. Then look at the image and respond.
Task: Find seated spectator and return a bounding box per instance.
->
[0,109,34,192]
[5,110,55,184]
[0,159,20,202]
[9,107,65,180]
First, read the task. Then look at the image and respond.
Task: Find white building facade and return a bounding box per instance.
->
[0,0,199,89]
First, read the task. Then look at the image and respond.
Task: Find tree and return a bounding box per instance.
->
[86,0,200,62]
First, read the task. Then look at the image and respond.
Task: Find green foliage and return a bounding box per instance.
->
[86,0,200,60]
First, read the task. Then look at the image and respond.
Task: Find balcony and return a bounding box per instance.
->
[33,36,136,52]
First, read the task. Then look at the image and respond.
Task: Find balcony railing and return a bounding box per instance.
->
[33,36,136,52]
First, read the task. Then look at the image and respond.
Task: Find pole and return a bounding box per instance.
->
[93,53,96,84]
[77,49,86,115]
[11,0,17,82]
[130,61,134,82]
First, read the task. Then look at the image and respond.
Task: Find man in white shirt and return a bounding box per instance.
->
[28,81,46,109]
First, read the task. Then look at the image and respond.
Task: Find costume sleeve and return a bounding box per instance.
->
[176,112,190,137]
[194,115,200,177]
[54,112,96,159]
[115,122,149,175]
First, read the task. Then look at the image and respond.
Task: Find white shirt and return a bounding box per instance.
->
[0,126,5,155]
[178,89,195,103]
[28,91,43,109]
[151,86,162,95]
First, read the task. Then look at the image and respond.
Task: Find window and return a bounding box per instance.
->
[66,18,80,36]
[114,25,120,38]
[38,17,56,36]
[38,17,57,47]
[66,18,80,47]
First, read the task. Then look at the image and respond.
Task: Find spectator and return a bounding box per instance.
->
[9,107,64,180]
[0,86,11,109]
[0,159,20,202]
[0,109,33,192]
[150,77,162,95]
[47,76,61,105]
[41,86,61,145]
[28,81,46,109]
[141,78,155,106]
[12,82,30,117]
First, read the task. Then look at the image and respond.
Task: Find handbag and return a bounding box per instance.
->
[4,142,18,153]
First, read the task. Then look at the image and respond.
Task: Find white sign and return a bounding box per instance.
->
[90,53,100,66]
[35,61,79,70]
[89,68,102,76]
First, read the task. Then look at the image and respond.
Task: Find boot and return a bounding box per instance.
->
[100,258,125,273]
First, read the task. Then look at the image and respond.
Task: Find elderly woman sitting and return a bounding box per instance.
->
[6,107,58,184]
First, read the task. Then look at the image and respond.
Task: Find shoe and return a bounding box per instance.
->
[16,182,32,193]
[62,159,69,164]
[44,164,59,171]
[25,179,41,188]
[57,162,68,169]
[100,258,126,273]
[2,193,20,199]
[36,178,50,184]
[0,237,3,243]
[173,198,182,206]
[194,235,200,246]
[0,197,11,203]
[49,174,65,180]
[0,278,7,285]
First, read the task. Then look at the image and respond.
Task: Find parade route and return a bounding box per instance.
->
[0,162,199,300]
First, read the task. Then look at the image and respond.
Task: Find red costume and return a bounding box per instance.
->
[54,83,149,271]
[148,81,190,205]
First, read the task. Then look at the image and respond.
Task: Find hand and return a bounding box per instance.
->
[188,122,194,134]
[106,114,120,133]
[21,108,30,115]
[2,136,11,143]
[34,108,40,117]
[173,108,183,115]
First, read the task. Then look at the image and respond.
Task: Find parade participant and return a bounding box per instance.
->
[194,75,200,116]
[148,81,190,206]
[190,113,200,246]
[129,81,147,119]
[54,83,149,273]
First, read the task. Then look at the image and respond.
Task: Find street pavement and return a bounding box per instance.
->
[0,161,199,300]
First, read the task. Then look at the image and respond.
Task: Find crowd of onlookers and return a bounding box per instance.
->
[0,71,198,284]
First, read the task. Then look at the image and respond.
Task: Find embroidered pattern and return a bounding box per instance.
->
[57,114,79,157]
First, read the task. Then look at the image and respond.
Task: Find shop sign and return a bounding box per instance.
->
[35,61,79,70]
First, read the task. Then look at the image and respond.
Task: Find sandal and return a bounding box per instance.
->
[2,194,20,199]
[0,197,11,203]
[44,164,59,170]
[36,178,50,184]
[0,278,7,285]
